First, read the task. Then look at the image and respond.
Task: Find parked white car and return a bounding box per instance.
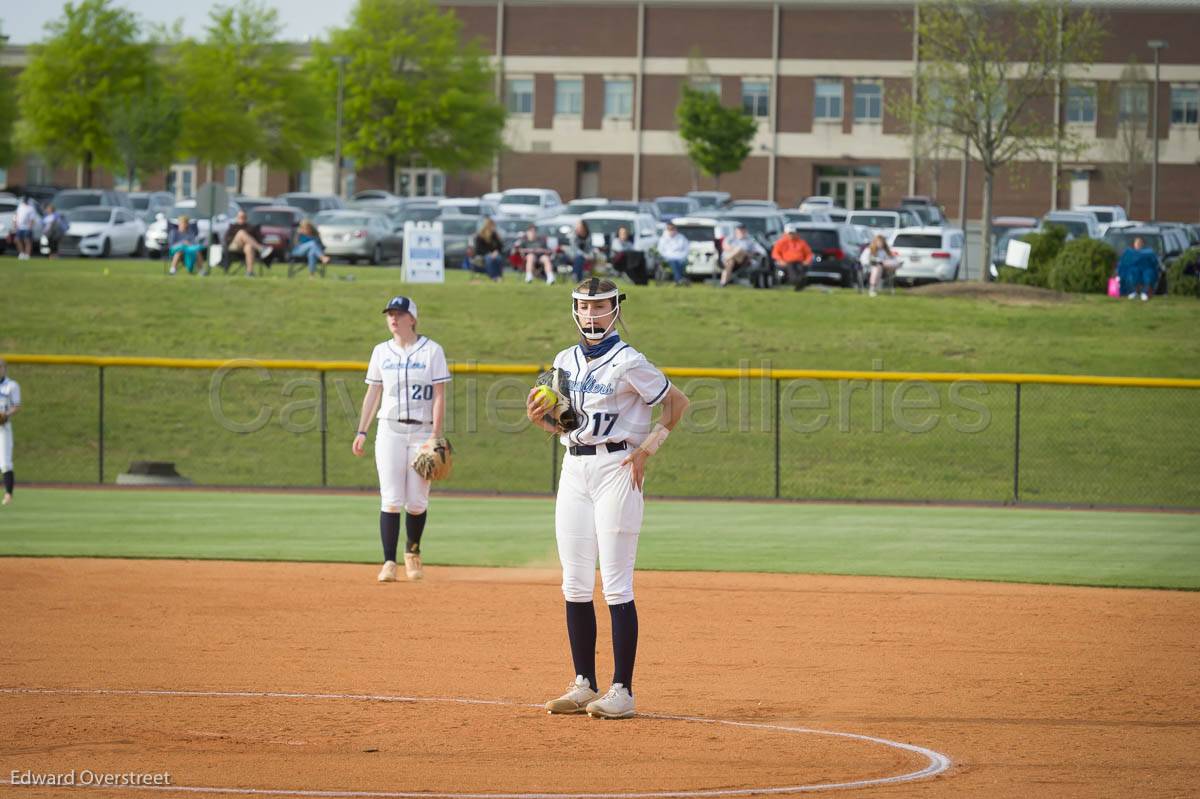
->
[579,209,661,271]
[847,209,909,238]
[888,226,965,283]
[1071,205,1127,236]
[799,195,835,210]
[669,215,740,280]
[438,197,499,217]
[498,188,565,221]
[1039,210,1101,240]
[45,205,147,258]
[145,199,238,258]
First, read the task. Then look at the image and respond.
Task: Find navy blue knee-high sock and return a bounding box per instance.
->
[609,600,638,693]
[380,512,400,562]
[405,510,427,554]
[565,601,598,692]
[2,471,12,496]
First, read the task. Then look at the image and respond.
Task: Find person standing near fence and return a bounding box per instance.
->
[352,296,452,582]
[0,358,21,506]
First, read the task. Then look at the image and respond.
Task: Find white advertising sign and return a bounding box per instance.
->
[403,221,445,283]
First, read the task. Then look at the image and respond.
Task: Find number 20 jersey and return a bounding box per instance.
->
[552,341,671,448]
[366,337,452,423]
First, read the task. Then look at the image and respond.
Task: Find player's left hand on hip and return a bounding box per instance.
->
[620,448,649,492]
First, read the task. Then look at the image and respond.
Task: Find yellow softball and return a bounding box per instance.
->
[533,385,558,405]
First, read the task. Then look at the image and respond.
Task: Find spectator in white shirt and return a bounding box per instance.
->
[719,223,766,287]
[656,222,691,286]
[14,198,37,260]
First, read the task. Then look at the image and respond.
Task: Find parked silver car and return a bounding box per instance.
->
[438,214,482,268]
[276,192,346,216]
[313,210,402,264]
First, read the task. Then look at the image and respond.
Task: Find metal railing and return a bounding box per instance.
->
[7,354,1200,508]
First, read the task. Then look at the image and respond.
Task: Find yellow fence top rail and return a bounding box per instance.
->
[4,353,1199,390]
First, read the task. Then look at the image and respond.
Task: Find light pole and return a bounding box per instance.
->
[332,55,350,198]
[1147,39,1167,220]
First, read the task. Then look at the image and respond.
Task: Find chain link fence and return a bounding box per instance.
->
[9,357,1200,509]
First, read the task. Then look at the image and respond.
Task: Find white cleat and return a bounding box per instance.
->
[1,493,11,506]
[377,560,398,582]
[586,683,635,719]
[545,675,599,715]
[404,552,423,581]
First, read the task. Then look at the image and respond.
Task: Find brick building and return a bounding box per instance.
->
[4,0,1199,221]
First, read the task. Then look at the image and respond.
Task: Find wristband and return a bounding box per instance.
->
[638,423,669,456]
[356,431,367,437]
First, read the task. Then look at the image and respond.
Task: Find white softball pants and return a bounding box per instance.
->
[555,446,644,606]
[0,423,12,472]
[375,421,432,514]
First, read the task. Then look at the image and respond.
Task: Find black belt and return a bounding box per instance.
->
[569,441,628,456]
[396,418,427,424]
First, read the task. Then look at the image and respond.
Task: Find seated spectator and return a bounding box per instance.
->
[611,226,649,286]
[41,204,68,259]
[168,215,207,275]
[859,234,900,297]
[518,225,555,285]
[656,222,691,286]
[719,223,766,287]
[291,219,331,276]
[473,217,505,282]
[223,209,273,277]
[1116,237,1160,301]
[771,225,814,290]
[567,220,594,283]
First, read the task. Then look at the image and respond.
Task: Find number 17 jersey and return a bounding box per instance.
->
[552,340,671,448]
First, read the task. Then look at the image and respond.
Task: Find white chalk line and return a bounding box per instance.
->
[0,686,952,798]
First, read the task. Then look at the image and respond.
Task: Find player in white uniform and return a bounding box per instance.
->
[527,278,689,719]
[353,297,452,582]
[0,358,21,506]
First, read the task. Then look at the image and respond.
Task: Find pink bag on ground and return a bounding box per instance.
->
[1107,276,1121,297]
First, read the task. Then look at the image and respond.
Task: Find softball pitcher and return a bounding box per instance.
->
[353,296,452,582]
[526,278,689,719]
[0,358,21,506]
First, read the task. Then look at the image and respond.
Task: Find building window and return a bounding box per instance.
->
[742,80,770,118]
[1118,84,1148,122]
[224,164,238,189]
[555,79,582,116]
[815,80,843,121]
[1171,86,1199,125]
[604,79,633,118]
[853,82,882,122]
[506,78,533,115]
[1065,85,1096,123]
[689,78,721,98]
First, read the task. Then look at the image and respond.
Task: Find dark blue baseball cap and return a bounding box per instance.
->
[381,295,418,319]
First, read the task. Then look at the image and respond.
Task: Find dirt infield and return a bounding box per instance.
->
[1,559,1197,798]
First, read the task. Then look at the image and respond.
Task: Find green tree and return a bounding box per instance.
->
[17,0,153,187]
[109,69,182,190]
[175,1,329,193]
[675,85,757,190]
[0,67,16,171]
[309,0,506,185]
[898,0,1104,279]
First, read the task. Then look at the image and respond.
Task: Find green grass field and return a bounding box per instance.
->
[5,257,1200,506]
[1,488,1196,590]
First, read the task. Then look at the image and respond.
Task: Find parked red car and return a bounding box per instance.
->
[247,206,305,252]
